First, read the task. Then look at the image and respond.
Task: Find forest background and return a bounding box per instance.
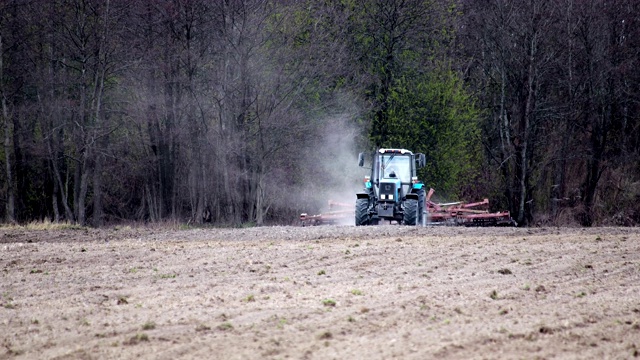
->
[0,0,638,227]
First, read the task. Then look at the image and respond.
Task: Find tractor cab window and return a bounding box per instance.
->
[380,155,411,182]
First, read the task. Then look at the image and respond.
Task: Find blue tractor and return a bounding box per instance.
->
[356,148,426,225]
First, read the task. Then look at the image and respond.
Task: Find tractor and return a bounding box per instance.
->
[355,148,426,225]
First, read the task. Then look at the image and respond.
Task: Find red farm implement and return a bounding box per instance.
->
[300,200,355,226]
[423,189,516,227]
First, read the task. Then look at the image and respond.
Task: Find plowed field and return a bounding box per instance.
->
[1,226,639,359]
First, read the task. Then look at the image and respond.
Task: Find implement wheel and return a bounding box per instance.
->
[355,198,370,226]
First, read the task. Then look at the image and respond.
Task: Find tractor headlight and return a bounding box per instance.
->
[388,194,394,200]
[380,194,386,200]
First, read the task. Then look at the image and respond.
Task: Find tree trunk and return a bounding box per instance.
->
[518,33,538,226]
[498,64,514,213]
[144,183,158,222]
[255,170,270,226]
[51,169,60,223]
[582,118,605,226]
[47,133,74,221]
[1,34,15,223]
[552,0,574,220]
[91,0,110,227]
[77,151,90,226]
[93,153,104,226]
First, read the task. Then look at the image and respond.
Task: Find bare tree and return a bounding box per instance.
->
[461,0,560,225]
[571,0,640,225]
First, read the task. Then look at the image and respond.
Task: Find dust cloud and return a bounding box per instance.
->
[290,113,368,223]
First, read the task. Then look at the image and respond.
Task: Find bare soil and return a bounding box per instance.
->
[1,225,639,359]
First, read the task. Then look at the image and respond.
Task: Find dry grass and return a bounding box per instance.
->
[0,219,85,231]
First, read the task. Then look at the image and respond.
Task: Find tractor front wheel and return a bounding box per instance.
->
[355,198,370,226]
[403,199,419,225]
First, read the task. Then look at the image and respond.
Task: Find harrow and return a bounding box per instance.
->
[423,189,516,227]
[300,200,355,226]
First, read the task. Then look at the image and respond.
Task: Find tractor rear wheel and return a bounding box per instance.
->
[355,198,370,226]
[403,199,419,225]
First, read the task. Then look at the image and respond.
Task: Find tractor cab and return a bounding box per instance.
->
[378,151,413,201]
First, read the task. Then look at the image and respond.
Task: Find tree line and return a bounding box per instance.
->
[1,0,638,227]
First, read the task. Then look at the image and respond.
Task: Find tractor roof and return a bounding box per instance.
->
[378,148,414,155]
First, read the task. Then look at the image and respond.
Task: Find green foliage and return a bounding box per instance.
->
[322,298,337,307]
[217,322,233,331]
[338,0,481,199]
[384,69,482,196]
